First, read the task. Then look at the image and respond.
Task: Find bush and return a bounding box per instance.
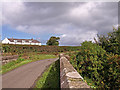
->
[3,45,10,53]
[102,53,120,88]
[2,44,81,55]
[97,26,120,55]
[75,41,120,88]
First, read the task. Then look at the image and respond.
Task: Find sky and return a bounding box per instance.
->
[1,2,118,46]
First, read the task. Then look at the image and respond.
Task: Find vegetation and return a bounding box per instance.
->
[27,53,57,61]
[46,36,60,46]
[67,26,120,89]
[2,44,81,55]
[70,41,120,89]
[2,26,120,89]
[35,60,60,89]
[1,58,32,74]
[97,26,120,54]
[1,54,57,74]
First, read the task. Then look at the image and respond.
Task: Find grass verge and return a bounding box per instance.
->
[1,54,57,74]
[28,54,57,61]
[1,59,32,74]
[35,60,60,89]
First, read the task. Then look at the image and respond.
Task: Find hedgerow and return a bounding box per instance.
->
[2,44,81,55]
[71,41,120,88]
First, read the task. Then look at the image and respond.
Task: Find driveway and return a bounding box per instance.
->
[2,58,58,88]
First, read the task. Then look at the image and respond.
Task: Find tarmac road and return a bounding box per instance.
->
[2,58,58,88]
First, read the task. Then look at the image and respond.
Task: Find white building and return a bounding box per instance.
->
[2,38,41,46]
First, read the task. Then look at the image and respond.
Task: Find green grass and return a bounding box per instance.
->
[28,54,57,61]
[1,60,32,74]
[35,60,60,89]
[1,54,57,74]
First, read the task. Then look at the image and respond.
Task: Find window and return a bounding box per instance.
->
[22,40,25,43]
[14,40,17,43]
[29,40,32,43]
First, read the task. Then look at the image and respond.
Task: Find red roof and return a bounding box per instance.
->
[8,38,40,43]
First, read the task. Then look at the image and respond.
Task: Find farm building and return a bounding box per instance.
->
[2,38,41,46]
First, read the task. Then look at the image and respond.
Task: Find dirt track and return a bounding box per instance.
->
[2,58,58,88]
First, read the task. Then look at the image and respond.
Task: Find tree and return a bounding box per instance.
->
[97,26,120,54]
[46,36,60,46]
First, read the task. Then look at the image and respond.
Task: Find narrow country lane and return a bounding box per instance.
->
[2,58,58,88]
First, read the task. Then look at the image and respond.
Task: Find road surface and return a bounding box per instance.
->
[2,58,58,88]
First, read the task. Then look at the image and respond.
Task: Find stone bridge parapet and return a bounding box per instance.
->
[60,53,91,89]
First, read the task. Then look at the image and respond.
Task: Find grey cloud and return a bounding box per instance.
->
[2,2,118,45]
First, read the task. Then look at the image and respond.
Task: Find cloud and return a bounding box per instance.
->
[60,30,98,46]
[2,2,118,45]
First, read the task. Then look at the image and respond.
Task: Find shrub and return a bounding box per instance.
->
[102,53,120,88]
[3,45,10,53]
[97,26,120,55]
[75,41,120,88]
[76,41,106,87]
[2,44,81,55]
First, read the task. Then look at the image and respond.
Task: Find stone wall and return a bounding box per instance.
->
[1,55,19,64]
[60,53,90,88]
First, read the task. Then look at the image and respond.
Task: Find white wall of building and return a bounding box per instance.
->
[2,38,41,46]
[2,38,10,44]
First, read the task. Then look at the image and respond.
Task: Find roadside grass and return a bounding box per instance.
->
[1,54,57,74]
[35,60,60,89]
[28,54,57,61]
[1,59,32,74]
